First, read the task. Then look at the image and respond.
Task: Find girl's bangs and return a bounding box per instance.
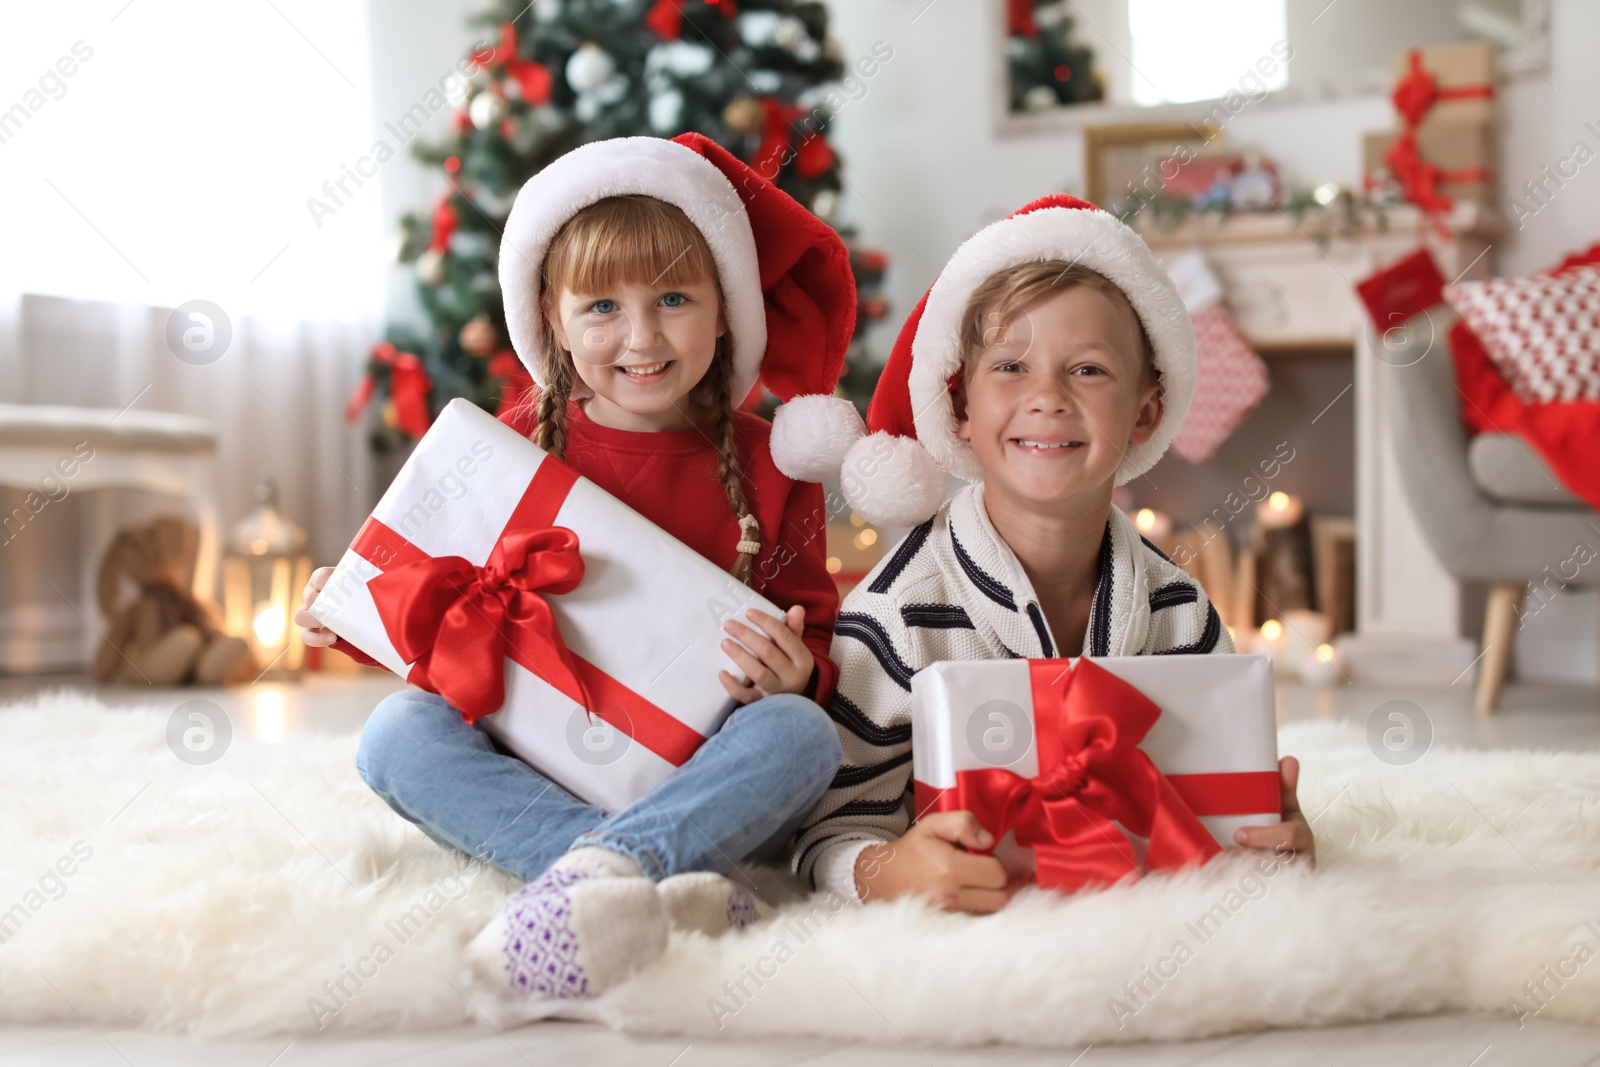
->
[544,195,718,298]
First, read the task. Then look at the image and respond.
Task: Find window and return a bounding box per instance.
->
[1128,0,1288,106]
[0,1,383,321]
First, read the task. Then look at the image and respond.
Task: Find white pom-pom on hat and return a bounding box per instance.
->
[770,394,865,482]
[839,432,948,528]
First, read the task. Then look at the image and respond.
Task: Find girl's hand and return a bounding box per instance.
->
[1231,755,1316,867]
[293,566,339,648]
[718,605,813,705]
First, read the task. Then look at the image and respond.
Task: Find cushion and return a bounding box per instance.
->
[1444,266,1600,403]
[0,403,217,455]
[1466,432,1586,507]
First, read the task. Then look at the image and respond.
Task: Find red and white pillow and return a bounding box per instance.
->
[1444,266,1600,404]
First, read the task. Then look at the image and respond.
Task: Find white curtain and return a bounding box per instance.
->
[1,0,391,668]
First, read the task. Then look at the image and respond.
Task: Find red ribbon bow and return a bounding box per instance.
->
[1385,49,1495,224]
[345,342,433,438]
[956,660,1222,890]
[367,526,589,723]
[752,96,836,181]
[1007,0,1039,38]
[647,0,738,40]
[472,22,552,105]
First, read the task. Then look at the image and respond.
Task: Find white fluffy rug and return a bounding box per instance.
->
[3,690,1600,1047]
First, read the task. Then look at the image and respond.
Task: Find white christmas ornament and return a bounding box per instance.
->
[468,90,507,129]
[1023,85,1059,111]
[566,44,616,93]
[649,88,685,133]
[646,41,714,78]
[738,11,780,46]
[594,73,630,105]
[415,249,445,286]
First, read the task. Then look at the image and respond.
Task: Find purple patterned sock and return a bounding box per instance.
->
[501,866,594,999]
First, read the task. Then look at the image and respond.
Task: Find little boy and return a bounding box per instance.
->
[785,196,1314,911]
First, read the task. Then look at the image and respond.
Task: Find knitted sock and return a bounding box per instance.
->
[657,871,771,937]
[466,846,665,999]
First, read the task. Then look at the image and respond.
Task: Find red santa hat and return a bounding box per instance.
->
[499,133,855,410]
[770,194,1197,526]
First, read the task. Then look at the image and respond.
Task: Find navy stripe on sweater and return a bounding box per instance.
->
[834,612,917,691]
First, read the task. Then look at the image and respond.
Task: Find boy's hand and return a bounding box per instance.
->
[719,605,814,705]
[1231,755,1316,867]
[293,566,339,648]
[854,811,1025,913]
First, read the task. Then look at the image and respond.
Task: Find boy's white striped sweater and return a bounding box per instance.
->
[792,482,1235,903]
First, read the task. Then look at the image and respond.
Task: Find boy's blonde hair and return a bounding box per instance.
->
[527,194,761,583]
[957,261,1159,388]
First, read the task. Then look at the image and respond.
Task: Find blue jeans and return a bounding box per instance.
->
[355,688,842,883]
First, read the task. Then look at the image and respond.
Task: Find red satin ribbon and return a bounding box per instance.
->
[348,457,709,766]
[919,660,1254,891]
[368,525,588,724]
[1386,49,1495,224]
[752,96,835,181]
[647,0,738,41]
[1391,49,1495,129]
[345,342,433,439]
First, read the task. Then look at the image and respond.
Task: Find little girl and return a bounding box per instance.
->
[295,135,858,1000]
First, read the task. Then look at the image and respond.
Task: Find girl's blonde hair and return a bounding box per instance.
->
[958,261,1158,388]
[527,194,762,583]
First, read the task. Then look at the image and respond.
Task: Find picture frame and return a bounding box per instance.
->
[1082,121,1218,209]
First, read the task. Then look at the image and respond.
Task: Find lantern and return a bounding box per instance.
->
[223,477,311,679]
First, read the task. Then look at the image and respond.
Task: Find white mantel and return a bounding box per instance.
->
[1142,202,1500,685]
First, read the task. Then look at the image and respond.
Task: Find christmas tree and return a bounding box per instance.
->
[1006,0,1103,112]
[350,0,891,454]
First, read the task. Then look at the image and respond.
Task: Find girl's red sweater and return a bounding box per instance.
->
[332,399,841,704]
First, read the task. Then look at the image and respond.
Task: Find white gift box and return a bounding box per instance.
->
[911,655,1281,884]
[310,398,784,813]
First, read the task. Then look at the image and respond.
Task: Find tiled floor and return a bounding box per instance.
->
[2,667,1598,1066]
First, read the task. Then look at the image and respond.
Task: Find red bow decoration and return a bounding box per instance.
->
[345,342,433,438]
[751,97,835,181]
[368,526,590,723]
[1384,132,1454,215]
[427,196,459,254]
[1384,49,1495,223]
[472,21,553,105]
[1007,0,1039,38]
[489,349,536,416]
[954,660,1222,890]
[647,0,738,40]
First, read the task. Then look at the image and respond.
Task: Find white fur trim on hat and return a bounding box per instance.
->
[907,206,1196,486]
[499,137,767,405]
[840,432,948,528]
[770,394,865,482]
